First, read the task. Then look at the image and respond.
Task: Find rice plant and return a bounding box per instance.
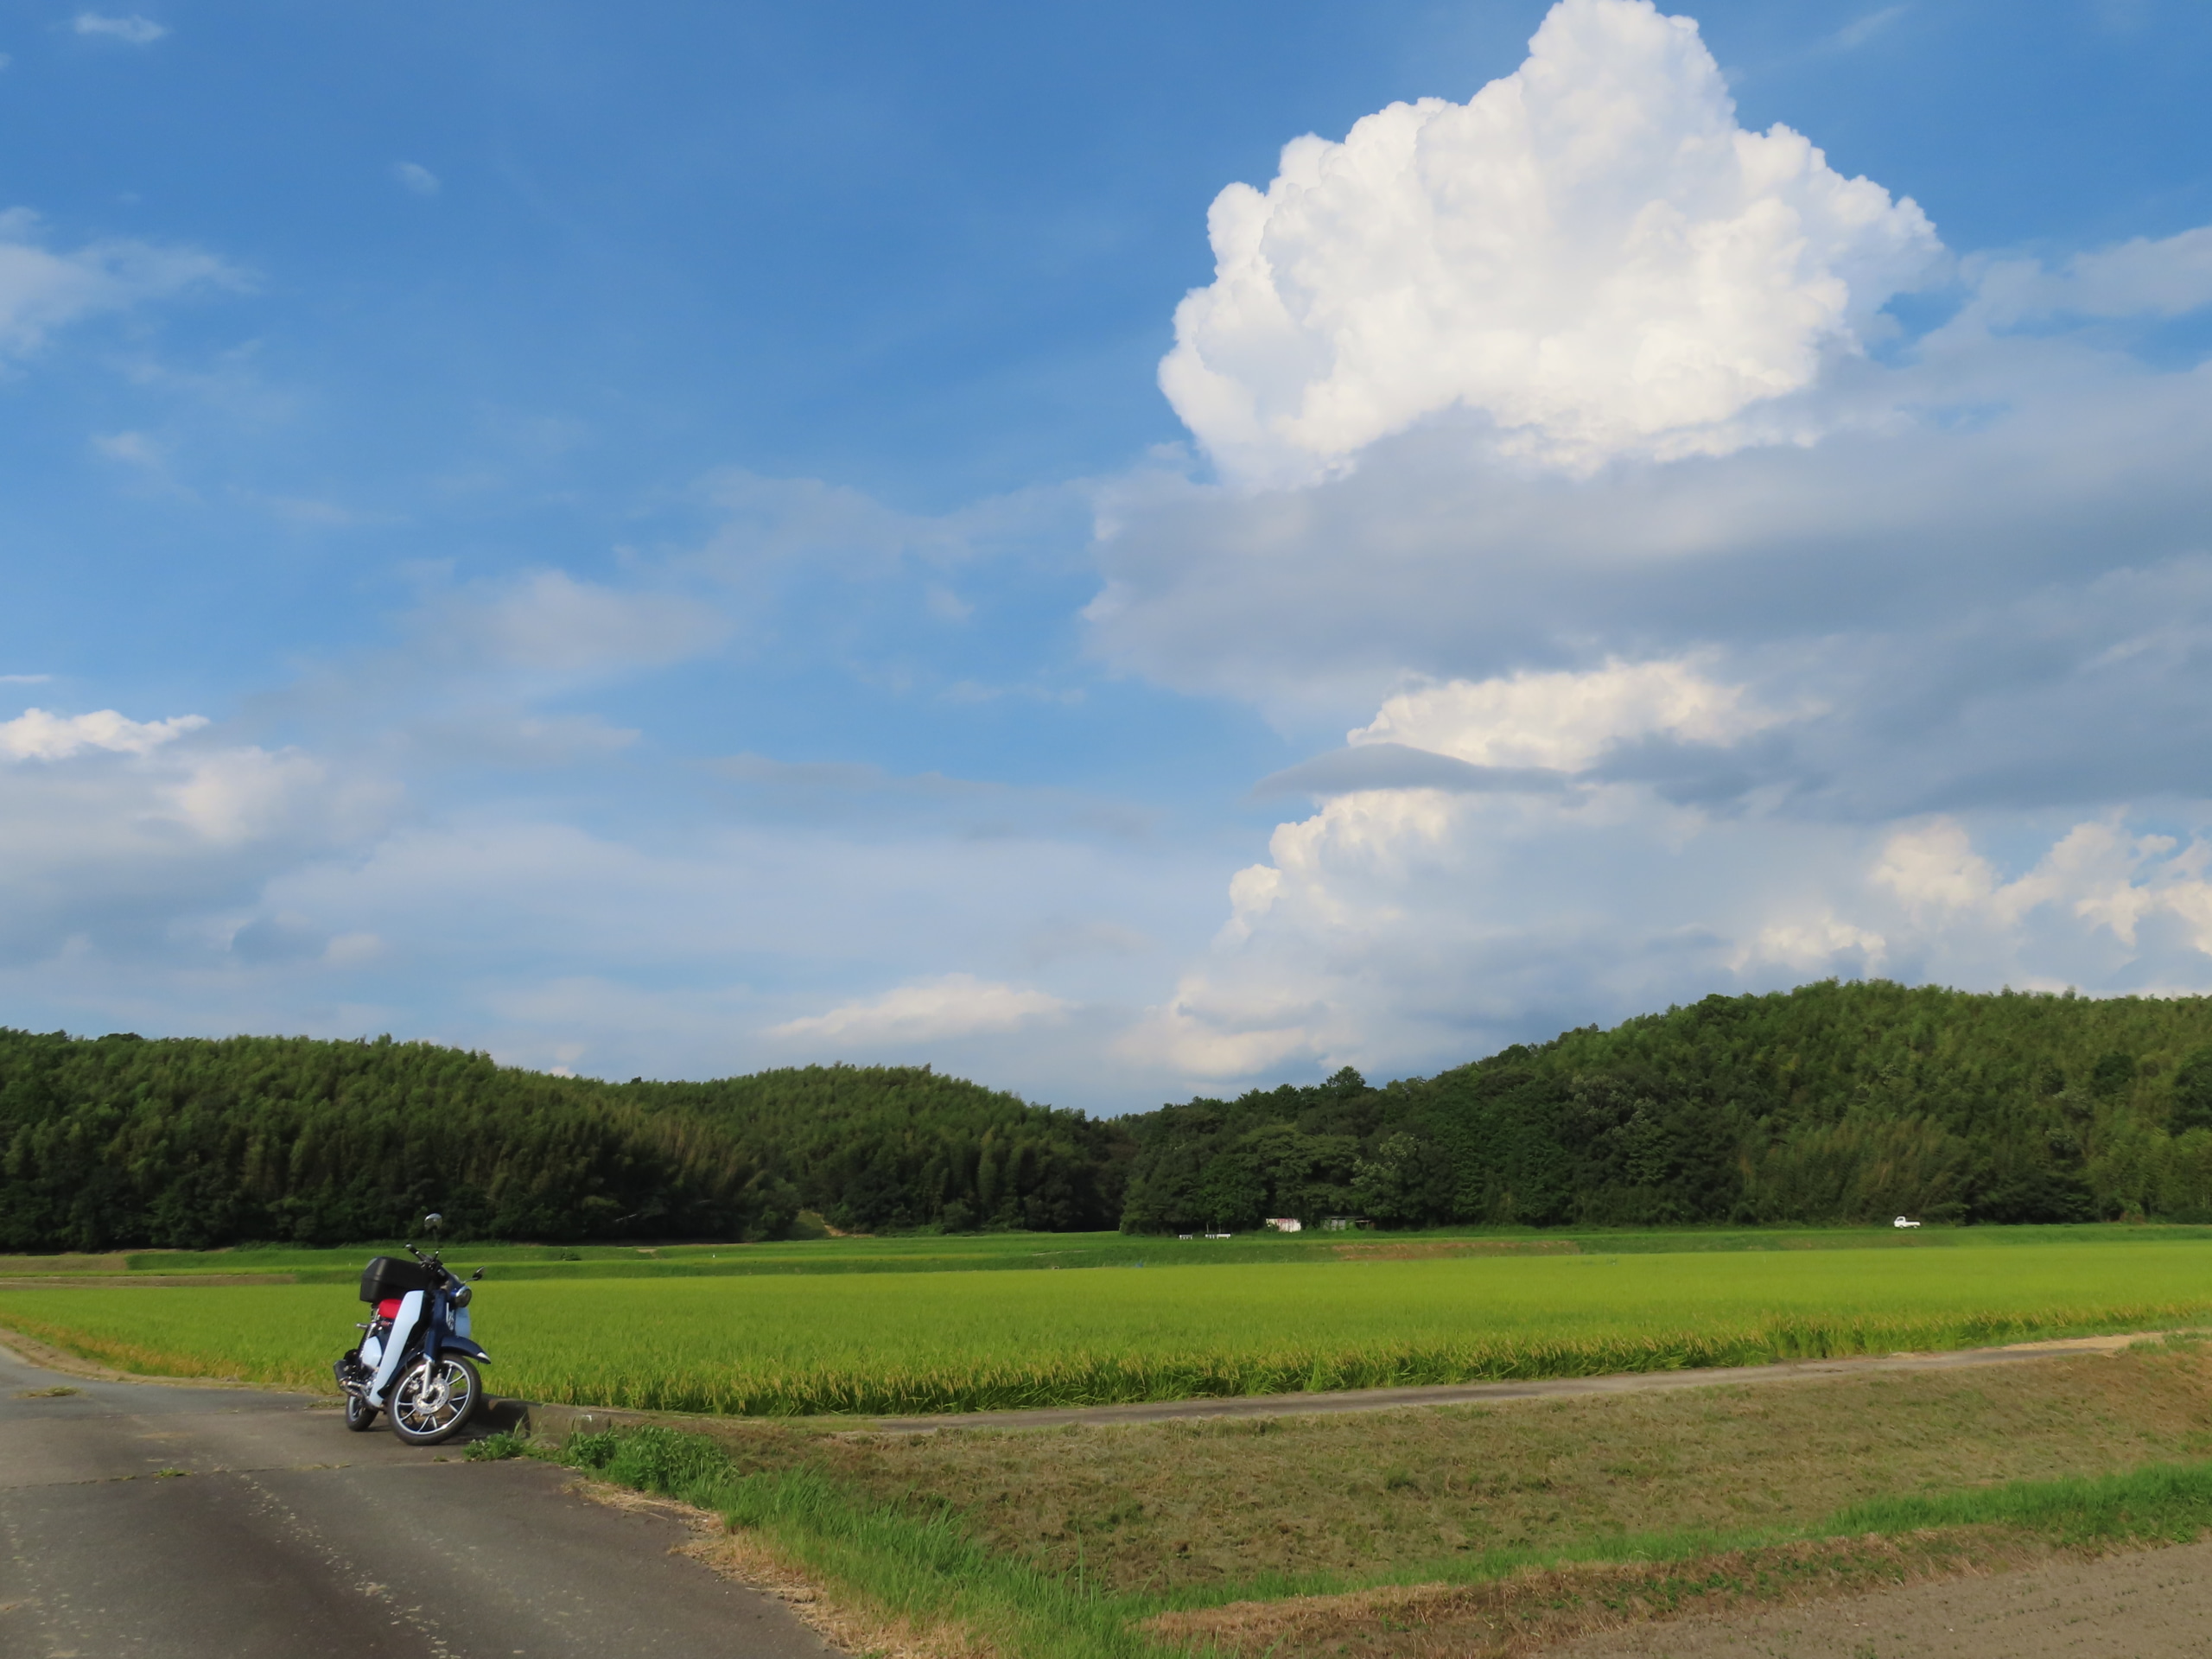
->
[3,1238,2209,1415]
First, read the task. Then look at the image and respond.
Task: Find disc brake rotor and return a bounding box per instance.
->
[399,1363,459,1421]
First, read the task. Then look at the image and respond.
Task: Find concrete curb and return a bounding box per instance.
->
[483,1399,650,1440]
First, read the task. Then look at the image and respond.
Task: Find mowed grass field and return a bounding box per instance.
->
[5,1234,2212,1414]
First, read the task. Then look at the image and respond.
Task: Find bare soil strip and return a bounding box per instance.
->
[0,1253,132,1274]
[855,1331,2170,1433]
[1549,1535,2212,1659]
[1150,1529,2066,1659]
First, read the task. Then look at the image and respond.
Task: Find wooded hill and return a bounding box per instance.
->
[1119,981,2212,1232]
[11,980,2212,1249]
[0,1029,1125,1251]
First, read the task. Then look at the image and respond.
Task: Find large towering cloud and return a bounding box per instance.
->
[1159,0,1939,486]
[1110,0,2212,1089]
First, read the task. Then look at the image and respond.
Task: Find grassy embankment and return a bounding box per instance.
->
[515,1334,2212,1659]
[3,1228,2212,1412]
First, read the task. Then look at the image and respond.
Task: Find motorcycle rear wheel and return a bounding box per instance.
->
[387,1355,481,1446]
[343,1393,378,1432]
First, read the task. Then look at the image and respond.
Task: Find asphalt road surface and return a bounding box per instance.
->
[0,1343,840,1659]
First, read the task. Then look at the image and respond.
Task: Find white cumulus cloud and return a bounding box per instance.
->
[1351,658,1783,772]
[0,706,207,760]
[1159,0,1938,486]
[1136,763,2212,1088]
[0,700,389,969]
[168,746,332,845]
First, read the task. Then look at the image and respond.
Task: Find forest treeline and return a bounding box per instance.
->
[0,1029,1124,1250]
[14,981,2212,1249]
[1119,981,2212,1232]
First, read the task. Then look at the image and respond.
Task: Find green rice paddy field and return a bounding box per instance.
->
[6,1230,2212,1414]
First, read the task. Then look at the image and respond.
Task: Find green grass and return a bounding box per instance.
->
[551,1421,2212,1659]
[564,1425,1176,1659]
[1134,1451,2212,1618]
[4,1220,2209,1287]
[4,1237,2211,1414]
[1828,1459,2212,1548]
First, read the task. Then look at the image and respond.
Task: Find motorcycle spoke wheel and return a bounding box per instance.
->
[387,1356,481,1446]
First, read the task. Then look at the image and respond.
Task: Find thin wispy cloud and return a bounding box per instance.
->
[72,12,168,44]
[91,430,162,468]
[766,975,1070,1046]
[2095,0,2154,35]
[1828,5,1907,51]
[391,162,441,198]
[0,210,239,362]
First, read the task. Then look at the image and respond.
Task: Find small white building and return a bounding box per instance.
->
[1264,1217,1303,1232]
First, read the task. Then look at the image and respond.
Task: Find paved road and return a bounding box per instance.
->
[0,1343,838,1659]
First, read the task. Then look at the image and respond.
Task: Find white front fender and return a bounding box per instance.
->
[365,1290,423,1407]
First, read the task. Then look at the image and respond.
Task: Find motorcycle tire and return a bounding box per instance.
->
[343,1393,378,1432]
[387,1355,482,1446]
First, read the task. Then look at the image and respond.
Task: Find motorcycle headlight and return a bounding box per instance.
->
[451,1283,473,1308]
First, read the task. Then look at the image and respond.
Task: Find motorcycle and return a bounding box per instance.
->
[334,1227,491,1445]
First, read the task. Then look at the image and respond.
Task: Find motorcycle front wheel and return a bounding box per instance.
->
[387,1355,481,1446]
[343,1393,378,1432]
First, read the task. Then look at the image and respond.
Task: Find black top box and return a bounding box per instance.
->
[359,1255,432,1304]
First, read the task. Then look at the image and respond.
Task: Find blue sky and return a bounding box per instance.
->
[2,0,2209,1111]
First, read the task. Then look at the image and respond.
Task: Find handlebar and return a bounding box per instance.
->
[403,1243,480,1285]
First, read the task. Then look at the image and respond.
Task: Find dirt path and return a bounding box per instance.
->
[6,1318,2183,1438]
[1552,1539,2212,1658]
[843,1332,2171,1433]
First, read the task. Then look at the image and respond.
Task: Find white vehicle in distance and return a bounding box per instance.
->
[1893,1215,1923,1229]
